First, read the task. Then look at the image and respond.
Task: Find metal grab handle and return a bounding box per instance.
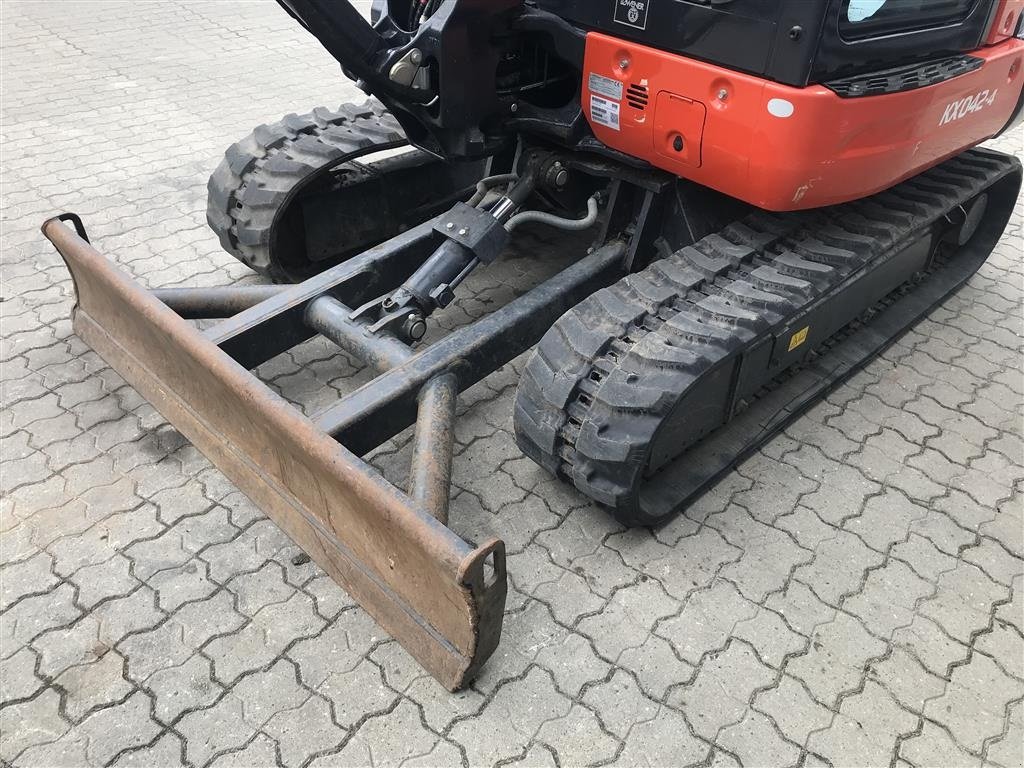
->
[54,213,90,243]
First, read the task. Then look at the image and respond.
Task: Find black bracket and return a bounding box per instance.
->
[433,203,509,264]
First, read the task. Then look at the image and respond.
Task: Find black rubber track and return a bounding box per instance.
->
[514,149,1017,526]
[206,100,407,282]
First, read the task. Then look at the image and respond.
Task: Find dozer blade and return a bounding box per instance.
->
[41,216,506,691]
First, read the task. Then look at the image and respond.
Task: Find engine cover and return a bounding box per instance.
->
[581,31,1024,210]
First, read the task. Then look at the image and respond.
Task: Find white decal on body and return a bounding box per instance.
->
[939,89,998,126]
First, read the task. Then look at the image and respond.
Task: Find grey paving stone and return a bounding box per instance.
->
[0,687,69,763]
[287,609,381,689]
[148,558,218,612]
[657,581,758,666]
[110,732,187,768]
[301,573,355,620]
[981,499,1024,559]
[717,709,800,768]
[963,533,1021,593]
[0,646,43,706]
[843,559,933,638]
[319,658,398,729]
[263,694,346,766]
[919,562,1010,644]
[892,613,970,678]
[891,533,958,581]
[147,653,224,724]
[616,706,709,767]
[787,613,886,708]
[641,528,742,602]
[764,580,837,637]
[975,620,1024,680]
[710,507,814,602]
[844,489,929,552]
[177,694,258,768]
[535,703,620,765]
[231,658,308,730]
[577,578,680,659]
[616,632,695,701]
[405,673,487,733]
[205,733,279,768]
[671,641,776,740]
[907,725,984,768]
[774,505,840,551]
[0,582,81,654]
[581,668,658,739]
[224,560,296,616]
[732,454,817,525]
[754,673,833,746]
[54,649,133,721]
[867,646,946,712]
[118,619,193,683]
[731,606,806,668]
[0,551,58,612]
[924,651,1024,753]
[171,589,247,650]
[311,698,443,768]
[450,667,571,766]
[199,519,292,583]
[16,731,94,768]
[794,530,885,606]
[534,630,611,697]
[807,680,916,767]
[69,553,138,609]
[74,690,162,766]
[204,591,325,685]
[984,698,1023,768]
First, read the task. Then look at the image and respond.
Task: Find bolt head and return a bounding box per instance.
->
[717,88,729,100]
[446,222,454,229]
[619,58,630,70]
[510,102,519,113]
[404,314,427,341]
[409,48,423,65]
[458,228,468,236]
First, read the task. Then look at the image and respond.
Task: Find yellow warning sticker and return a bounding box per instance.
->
[788,326,809,352]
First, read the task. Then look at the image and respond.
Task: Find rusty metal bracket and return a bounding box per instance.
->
[42,213,627,689]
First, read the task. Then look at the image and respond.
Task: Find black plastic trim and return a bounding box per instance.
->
[824,54,984,97]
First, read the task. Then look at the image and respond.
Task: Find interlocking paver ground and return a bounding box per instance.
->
[2,2,1023,766]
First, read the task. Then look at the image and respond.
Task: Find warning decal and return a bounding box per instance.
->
[788,326,810,352]
[590,94,621,131]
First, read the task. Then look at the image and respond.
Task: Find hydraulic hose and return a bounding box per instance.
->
[505,195,600,233]
[467,173,519,207]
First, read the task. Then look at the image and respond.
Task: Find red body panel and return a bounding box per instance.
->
[582,33,1024,210]
[986,0,1024,44]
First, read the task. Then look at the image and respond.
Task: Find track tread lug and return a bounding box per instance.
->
[206,99,406,281]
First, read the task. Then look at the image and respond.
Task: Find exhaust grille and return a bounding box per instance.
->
[627,83,649,110]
